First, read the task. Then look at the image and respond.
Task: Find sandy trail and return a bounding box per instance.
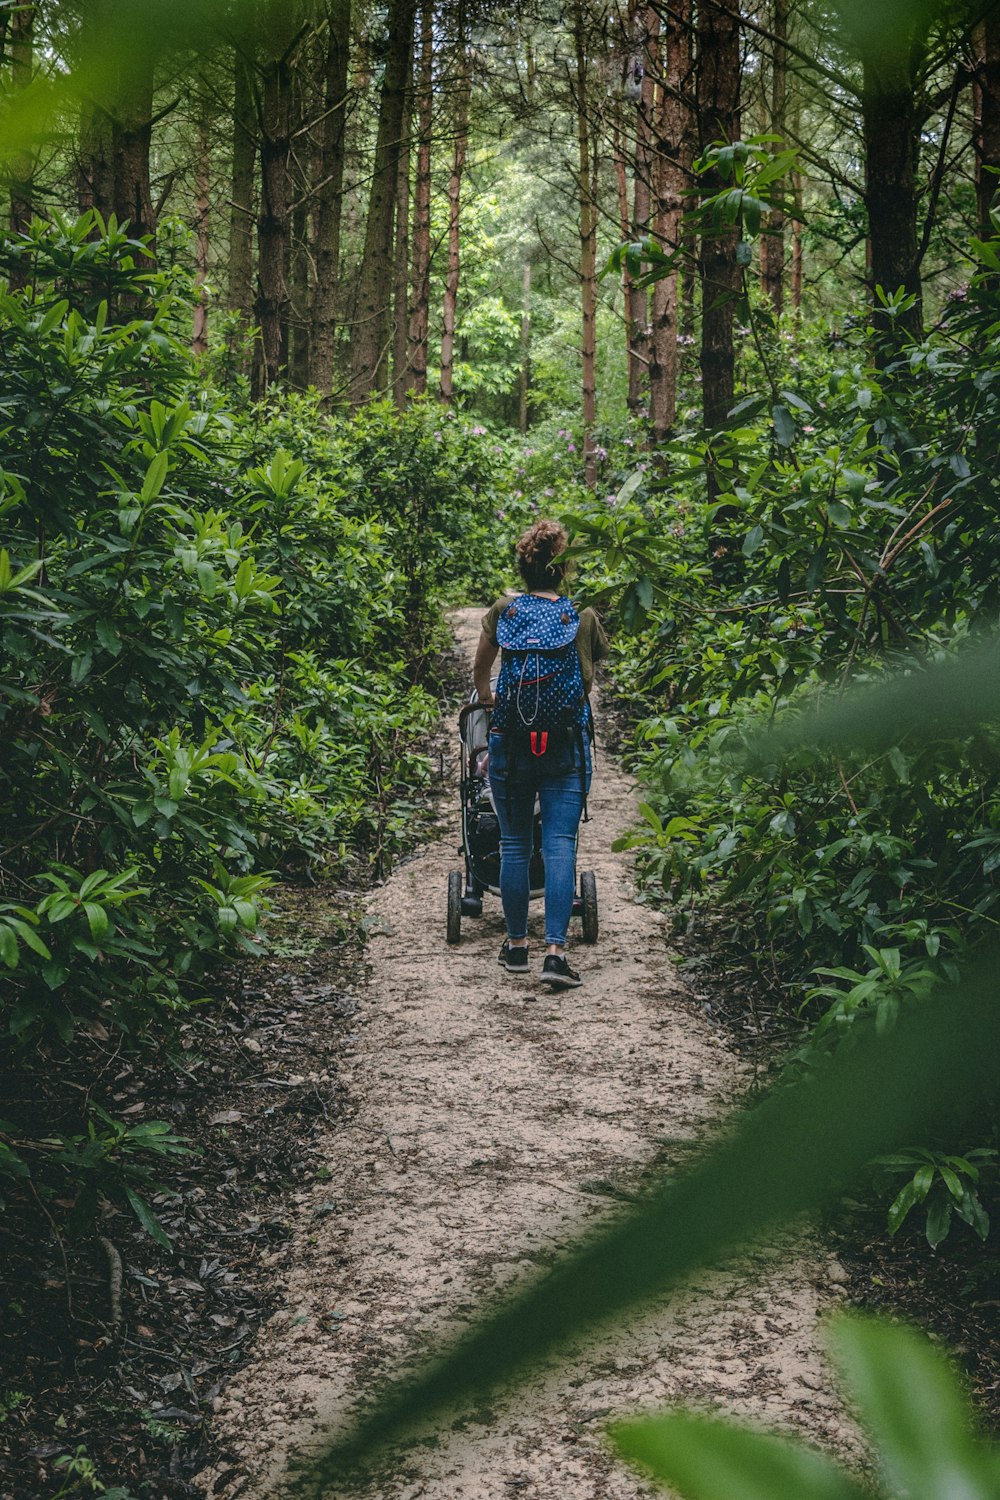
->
[201,608,854,1498]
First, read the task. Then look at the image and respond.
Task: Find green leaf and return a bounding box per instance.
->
[829,1315,997,1500]
[0,926,19,968]
[140,449,169,503]
[95,618,122,655]
[772,403,797,447]
[124,1186,172,1250]
[742,525,764,557]
[925,1193,952,1247]
[611,1412,869,1500]
[83,902,109,942]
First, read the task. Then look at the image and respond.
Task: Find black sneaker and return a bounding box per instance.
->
[540,954,582,989]
[498,940,529,973]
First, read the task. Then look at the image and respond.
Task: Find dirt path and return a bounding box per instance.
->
[200,609,855,1498]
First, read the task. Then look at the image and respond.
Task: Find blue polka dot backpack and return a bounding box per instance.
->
[492,594,592,794]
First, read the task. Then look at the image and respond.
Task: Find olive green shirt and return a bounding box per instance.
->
[481,595,609,692]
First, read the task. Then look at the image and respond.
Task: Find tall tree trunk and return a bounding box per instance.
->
[193,111,211,356]
[612,124,636,404]
[626,3,657,420]
[77,100,115,223]
[287,48,314,393]
[111,28,157,258]
[310,0,352,402]
[439,1,472,405]
[760,0,787,317]
[649,0,694,444]
[392,77,413,406]
[519,256,532,433]
[696,0,742,435]
[254,3,297,396]
[861,53,924,354]
[8,1,35,240]
[573,1,598,488]
[405,0,434,396]
[229,40,257,326]
[288,192,312,388]
[791,166,803,316]
[973,12,1000,239]
[349,0,417,405]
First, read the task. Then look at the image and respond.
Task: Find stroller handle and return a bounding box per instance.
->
[458,700,492,733]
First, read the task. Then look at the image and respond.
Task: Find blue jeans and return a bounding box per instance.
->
[488,730,592,947]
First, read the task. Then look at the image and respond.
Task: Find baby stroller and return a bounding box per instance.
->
[446,693,599,945]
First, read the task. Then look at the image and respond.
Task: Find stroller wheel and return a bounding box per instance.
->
[447,871,462,944]
[580,870,598,943]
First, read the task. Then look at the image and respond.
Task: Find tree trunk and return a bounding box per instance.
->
[696,0,742,434]
[519,256,532,433]
[288,192,312,389]
[760,0,787,317]
[193,111,211,356]
[8,1,35,248]
[287,45,315,393]
[649,0,694,444]
[573,1,598,488]
[405,0,434,397]
[254,4,297,396]
[861,51,924,354]
[439,1,472,405]
[349,0,417,405]
[392,76,413,406]
[973,13,1000,239]
[612,125,637,407]
[229,40,257,326]
[310,0,352,402]
[77,100,115,223]
[111,28,157,258]
[626,4,658,420]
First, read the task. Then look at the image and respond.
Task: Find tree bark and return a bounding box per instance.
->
[439,0,472,405]
[77,99,115,223]
[349,0,417,405]
[193,110,211,356]
[612,124,637,406]
[229,40,257,326]
[8,0,35,248]
[519,256,532,432]
[861,51,924,353]
[310,0,352,402]
[649,0,694,443]
[392,74,413,406]
[254,3,298,396]
[573,0,598,488]
[973,13,1000,239]
[110,19,157,258]
[696,0,742,434]
[760,0,787,317]
[287,44,316,393]
[405,0,434,397]
[626,4,658,420]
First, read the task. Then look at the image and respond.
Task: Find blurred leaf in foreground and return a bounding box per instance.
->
[749,634,1000,762]
[0,0,257,167]
[612,1313,1000,1500]
[282,951,999,1493]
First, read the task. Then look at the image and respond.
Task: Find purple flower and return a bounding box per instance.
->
[472,424,486,435]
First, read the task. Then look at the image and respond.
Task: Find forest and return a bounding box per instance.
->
[2,0,1000,1495]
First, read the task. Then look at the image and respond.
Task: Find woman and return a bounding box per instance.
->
[473,519,608,989]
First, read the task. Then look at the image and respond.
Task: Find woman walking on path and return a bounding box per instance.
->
[473,520,608,990]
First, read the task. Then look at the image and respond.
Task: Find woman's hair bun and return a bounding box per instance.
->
[515,520,569,587]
